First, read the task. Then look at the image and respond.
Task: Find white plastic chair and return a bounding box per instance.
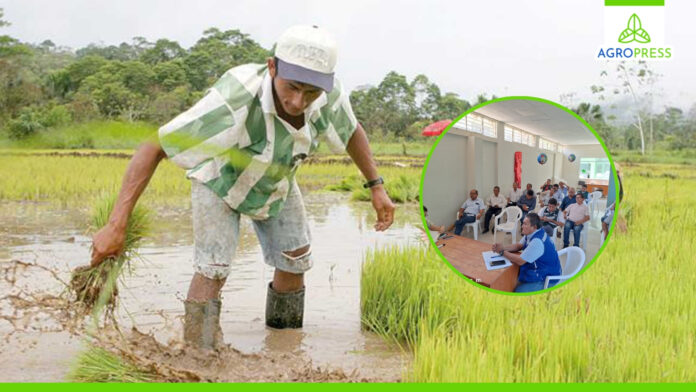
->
[493,206,522,243]
[544,246,586,289]
[588,190,603,217]
[454,211,481,240]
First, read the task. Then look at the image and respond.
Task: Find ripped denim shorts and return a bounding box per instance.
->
[191,179,312,279]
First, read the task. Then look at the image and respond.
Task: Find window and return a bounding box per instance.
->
[539,138,557,152]
[482,117,496,138]
[504,125,536,147]
[579,158,611,180]
[453,113,497,138]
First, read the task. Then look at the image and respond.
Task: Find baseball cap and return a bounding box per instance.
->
[275,25,337,92]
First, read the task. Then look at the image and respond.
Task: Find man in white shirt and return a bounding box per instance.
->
[563,192,590,248]
[482,186,507,234]
[506,182,524,207]
[449,189,485,236]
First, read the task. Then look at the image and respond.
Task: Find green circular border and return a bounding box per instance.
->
[419,96,621,296]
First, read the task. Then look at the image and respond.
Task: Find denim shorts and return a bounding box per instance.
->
[191,179,312,279]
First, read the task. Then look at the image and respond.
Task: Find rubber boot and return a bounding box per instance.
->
[183,298,224,350]
[265,282,305,329]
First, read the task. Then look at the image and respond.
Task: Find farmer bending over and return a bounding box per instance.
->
[89,25,395,349]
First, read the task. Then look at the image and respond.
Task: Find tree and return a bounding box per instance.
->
[410,74,440,120]
[185,28,270,89]
[140,39,185,65]
[1,8,10,28]
[593,60,661,155]
[435,92,470,121]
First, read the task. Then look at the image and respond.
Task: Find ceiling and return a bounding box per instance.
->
[475,100,599,145]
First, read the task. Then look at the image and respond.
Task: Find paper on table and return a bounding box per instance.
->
[482,251,513,271]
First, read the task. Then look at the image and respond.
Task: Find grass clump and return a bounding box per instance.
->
[67,345,156,382]
[326,173,420,203]
[69,194,150,313]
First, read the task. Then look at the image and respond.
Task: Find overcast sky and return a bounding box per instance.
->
[2,0,695,111]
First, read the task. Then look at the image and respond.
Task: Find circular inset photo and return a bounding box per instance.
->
[420,97,620,294]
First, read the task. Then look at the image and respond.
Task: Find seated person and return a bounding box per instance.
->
[539,189,551,208]
[601,202,615,240]
[539,198,564,237]
[540,179,552,192]
[601,163,623,240]
[492,213,562,293]
[551,184,564,204]
[423,206,445,236]
[560,187,577,211]
[558,181,569,198]
[447,189,485,236]
[579,184,589,200]
[563,192,590,248]
[525,183,534,195]
[507,181,523,207]
[517,189,537,222]
[482,186,507,234]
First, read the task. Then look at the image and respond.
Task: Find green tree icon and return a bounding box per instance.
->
[618,14,651,44]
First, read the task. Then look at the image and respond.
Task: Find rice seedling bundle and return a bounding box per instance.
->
[69,194,150,313]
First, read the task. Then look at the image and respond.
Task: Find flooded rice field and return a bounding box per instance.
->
[0,192,424,382]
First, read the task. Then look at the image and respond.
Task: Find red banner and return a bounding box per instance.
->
[514,151,522,185]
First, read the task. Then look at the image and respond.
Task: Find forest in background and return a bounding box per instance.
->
[1,8,694,154]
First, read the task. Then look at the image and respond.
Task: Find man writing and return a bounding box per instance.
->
[492,213,562,293]
[89,25,395,349]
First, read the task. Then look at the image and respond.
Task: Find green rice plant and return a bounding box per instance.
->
[69,194,150,313]
[362,162,696,382]
[0,120,157,150]
[0,154,190,204]
[67,345,156,382]
[361,246,464,347]
[0,153,420,204]
[327,173,420,203]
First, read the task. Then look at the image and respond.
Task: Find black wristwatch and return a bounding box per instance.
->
[363,176,385,189]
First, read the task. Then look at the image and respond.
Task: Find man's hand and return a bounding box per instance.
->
[91,222,126,267]
[492,243,503,253]
[371,185,395,231]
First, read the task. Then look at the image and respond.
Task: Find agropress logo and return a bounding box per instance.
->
[598,2,672,60]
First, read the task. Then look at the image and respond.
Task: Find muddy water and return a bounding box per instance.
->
[0,192,425,381]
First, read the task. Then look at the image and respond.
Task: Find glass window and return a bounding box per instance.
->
[579,157,611,180]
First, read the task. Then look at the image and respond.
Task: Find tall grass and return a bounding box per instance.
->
[361,162,696,382]
[613,149,696,166]
[0,154,420,204]
[0,121,157,150]
[67,345,156,382]
[0,119,433,156]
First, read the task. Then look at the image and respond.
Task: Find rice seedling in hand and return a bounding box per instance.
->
[69,194,150,314]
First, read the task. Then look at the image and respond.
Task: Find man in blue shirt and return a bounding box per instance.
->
[517,189,537,222]
[492,212,562,293]
[560,187,577,211]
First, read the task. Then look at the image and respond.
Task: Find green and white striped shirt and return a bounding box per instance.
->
[159,63,358,219]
